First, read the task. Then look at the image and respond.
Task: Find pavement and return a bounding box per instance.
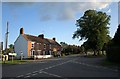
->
[2,54,119,79]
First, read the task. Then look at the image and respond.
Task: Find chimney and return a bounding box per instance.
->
[20,28,24,34]
[38,34,44,39]
[53,38,56,41]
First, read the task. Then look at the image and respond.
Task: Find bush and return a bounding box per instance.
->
[106,24,120,63]
[106,46,120,62]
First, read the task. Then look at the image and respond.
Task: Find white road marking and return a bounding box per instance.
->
[41,71,62,77]
[26,73,32,75]
[16,58,78,78]
[32,73,37,76]
[17,75,24,77]
[39,72,42,73]
[32,71,38,73]
[71,61,118,72]
[24,75,30,78]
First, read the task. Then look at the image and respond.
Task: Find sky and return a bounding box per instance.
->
[1,0,119,49]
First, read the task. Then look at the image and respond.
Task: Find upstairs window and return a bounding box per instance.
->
[50,44,51,49]
[44,44,46,49]
[32,44,34,48]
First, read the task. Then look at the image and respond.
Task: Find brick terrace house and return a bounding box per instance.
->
[14,28,62,59]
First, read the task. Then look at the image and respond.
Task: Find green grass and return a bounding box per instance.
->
[0,60,29,64]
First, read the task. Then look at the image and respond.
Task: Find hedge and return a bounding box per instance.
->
[106,46,120,63]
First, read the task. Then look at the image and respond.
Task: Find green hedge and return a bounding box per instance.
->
[106,46,120,62]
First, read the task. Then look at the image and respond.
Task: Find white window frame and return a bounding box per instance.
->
[31,50,35,56]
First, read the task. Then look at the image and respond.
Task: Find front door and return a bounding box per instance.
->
[31,50,35,57]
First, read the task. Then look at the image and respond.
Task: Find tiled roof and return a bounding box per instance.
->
[22,34,60,46]
[45,38,61,46]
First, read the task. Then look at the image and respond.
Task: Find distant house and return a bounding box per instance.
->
[14,28,62,59]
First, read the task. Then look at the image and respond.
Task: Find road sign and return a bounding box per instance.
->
[9,53,17,56]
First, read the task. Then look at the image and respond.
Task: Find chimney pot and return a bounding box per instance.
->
[20,28,24,34]
[53,38,56,41]
[38,34,44,39]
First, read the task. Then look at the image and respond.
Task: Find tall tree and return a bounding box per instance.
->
[112,24,120,45]
[106,24,120,62]
[73,10,110,55]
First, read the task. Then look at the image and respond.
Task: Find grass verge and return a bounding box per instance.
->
[0,60,30,64]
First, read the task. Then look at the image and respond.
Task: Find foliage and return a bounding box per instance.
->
[8,44,14,52]
[60,42,81,55]
[73,10,110,55]
[3,44,14,54]
[106,24,120,63]
[112,24,120,46]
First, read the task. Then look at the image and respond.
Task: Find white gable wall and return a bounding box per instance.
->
[14,35,28,58]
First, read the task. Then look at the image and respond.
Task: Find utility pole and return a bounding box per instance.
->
[4,21,9,62]
[5,21,9,53]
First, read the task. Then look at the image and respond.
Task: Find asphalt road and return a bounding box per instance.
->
[2,55,119,79]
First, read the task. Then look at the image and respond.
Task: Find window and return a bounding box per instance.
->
[32,44,34,48]
[46,51,50,55]
[37,50,41,55]
[50,44,51,49]
[49,51,52,55]
[44,44,46,49]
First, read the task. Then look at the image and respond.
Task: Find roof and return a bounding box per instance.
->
[22,34,61,46]
[45,38,61,46]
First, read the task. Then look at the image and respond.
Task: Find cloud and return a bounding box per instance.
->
[4,1,112,21]
[2,0,115,2]
[38,2,111,21]
[107,9,111,13]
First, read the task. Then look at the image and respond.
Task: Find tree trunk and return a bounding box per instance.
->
[93,50,96,56]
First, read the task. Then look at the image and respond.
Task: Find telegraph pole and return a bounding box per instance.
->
[5,21,9,54]
[4,21,9,63]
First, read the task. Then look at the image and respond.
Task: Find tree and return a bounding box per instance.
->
[60,42,81,55]
[106,24,120,62]
[8,44,14,53]
[102,35,111,55]
[60,42,68,48]
[73,10,110,55]
[112,24,120,45]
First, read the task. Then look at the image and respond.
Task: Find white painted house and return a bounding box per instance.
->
[14,28,62,59]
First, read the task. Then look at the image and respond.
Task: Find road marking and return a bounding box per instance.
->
[16,58,78,78]
[41,71,62,77]
[32,73,37,76]
[17,75,24,77]
[26,73,32,75]
[32,71,38,73]
[24,75,30,78]
[39,72,42,73]
[71,61,118,72]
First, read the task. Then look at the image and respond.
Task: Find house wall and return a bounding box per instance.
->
[14,35,28,58]
[28,41,32,58]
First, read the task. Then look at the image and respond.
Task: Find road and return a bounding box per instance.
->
[2,55,119,79]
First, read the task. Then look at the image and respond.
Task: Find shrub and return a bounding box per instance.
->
[106,46,120,62]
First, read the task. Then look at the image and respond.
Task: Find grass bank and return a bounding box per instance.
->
[0,60,30,64]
